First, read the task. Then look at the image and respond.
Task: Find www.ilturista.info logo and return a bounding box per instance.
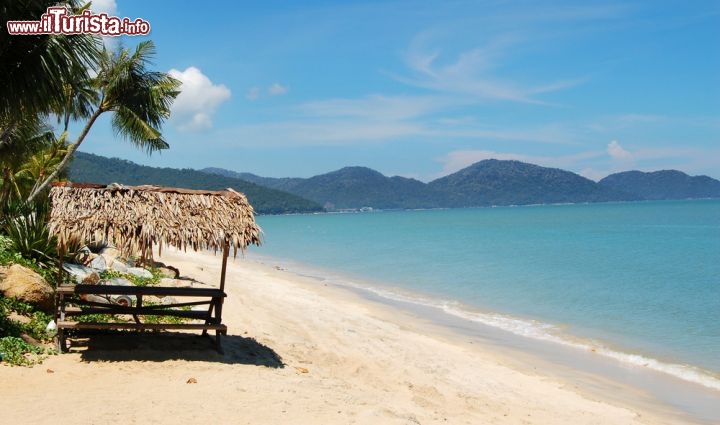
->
[6,7,150,36]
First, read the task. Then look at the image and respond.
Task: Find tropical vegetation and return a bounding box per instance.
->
[1,0,180,365]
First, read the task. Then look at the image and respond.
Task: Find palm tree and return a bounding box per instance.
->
[0,0,101,127]
[0,115,55,205]
[27,41,181,202]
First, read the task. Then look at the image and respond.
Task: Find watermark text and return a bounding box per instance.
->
[6,7,150,36]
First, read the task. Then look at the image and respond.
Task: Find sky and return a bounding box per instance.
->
[69,0,719,181]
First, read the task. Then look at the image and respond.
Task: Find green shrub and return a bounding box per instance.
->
[0,297,56,365]
[0,336,49,366]
[76,313,114,323]
[0,297,55,340]
[3,200,57,268]
[24,311,55,342]
[99,268,161,287]
[0,312,24,338]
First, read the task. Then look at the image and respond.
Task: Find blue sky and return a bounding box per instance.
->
[74,0,719,181]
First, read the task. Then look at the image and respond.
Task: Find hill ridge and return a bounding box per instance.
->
[598,169,720,200]
[69,152,323,214]
[204,160,719,209]
[69,152,719,213]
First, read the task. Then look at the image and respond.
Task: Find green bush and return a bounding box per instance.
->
[0,297,55,340]
[0,311,24,338]
[99,268,161,287]
[3,200,57,268]
[25,311,55,342]
[0,298,55,366]
[0,336,49,366]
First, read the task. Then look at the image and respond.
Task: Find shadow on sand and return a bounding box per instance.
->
[66,331,284,368]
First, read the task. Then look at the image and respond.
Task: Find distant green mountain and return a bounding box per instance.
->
[291,166,447,210]
[599,170,720,200]
[204,166,447,210]
[91,155,717,212]
[202,167,304,193]
[205,160,642,209]
[69,152,323,214]
[428,159,637,207]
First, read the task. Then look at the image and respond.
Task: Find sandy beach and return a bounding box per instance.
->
[0,248,708,425]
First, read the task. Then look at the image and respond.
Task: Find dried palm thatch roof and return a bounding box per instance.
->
[48,182,262,261]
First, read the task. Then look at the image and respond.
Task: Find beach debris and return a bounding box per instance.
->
[186,377,197,384]
[79,278,137,306]
[102,278,137,305]
[46,369,54,373]
[294,366,309,374]
[45,320,57,332]
[21,334,39,345]
[62,263,96,284]
[88,254,107,271]
[73,246,91,264]
[82,271,101,285]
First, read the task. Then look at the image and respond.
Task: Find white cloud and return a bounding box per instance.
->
[607,140,633,161]
[246,83,289,100]
[89,0,117,14]
[168,67,231,132]
[89,0,118,49]
[268,83,289,96]
[392,32,585,104]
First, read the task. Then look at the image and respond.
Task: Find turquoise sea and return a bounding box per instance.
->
[250,200,720,393]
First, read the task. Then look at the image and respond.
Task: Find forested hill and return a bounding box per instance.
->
[205,160,638,209]
[207,160,720,210]
[205,166,447,210]
[72,153,718,213]
[599,170,720,200]
[203,167,305,193]
[68,152,323,214]
[427,159,637,207]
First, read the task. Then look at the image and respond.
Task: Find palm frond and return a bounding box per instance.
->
[0,0,102,119]
[111,105,168,152]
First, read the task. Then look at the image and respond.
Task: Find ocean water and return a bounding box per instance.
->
[250,200,720,391]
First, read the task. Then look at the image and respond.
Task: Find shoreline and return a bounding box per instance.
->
[1,248,716,424]
[247,251,720,424]
[248,251,720,390]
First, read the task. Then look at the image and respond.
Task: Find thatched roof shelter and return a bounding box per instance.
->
[48,183,262,271]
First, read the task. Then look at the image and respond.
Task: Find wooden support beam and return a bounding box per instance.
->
[219,239,230,293]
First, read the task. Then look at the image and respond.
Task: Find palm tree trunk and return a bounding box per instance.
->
[26,108,103,203]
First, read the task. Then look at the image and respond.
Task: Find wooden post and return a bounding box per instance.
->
[219,239,229,293]
[55,245,65,351]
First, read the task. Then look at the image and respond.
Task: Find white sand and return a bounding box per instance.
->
[0,248,702,424]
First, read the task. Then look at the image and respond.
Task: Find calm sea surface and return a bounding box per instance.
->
[251,200,720,389]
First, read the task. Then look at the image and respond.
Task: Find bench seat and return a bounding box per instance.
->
[55,284,227,353]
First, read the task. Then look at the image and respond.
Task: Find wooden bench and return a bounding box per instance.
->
[55,284,227,353]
